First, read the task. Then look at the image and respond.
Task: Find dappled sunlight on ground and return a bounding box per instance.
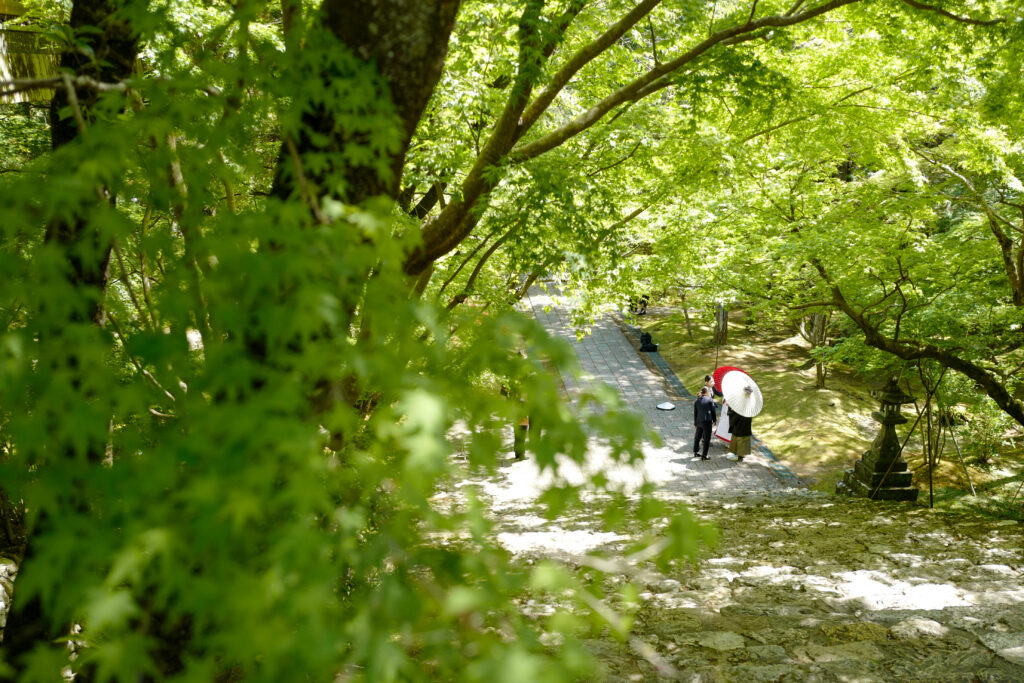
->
[579,494,1024,678]
[458,440,649,512]
[442,287,1024,679]
[496,529,629,556]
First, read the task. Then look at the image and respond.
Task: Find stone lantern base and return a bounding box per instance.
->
[837,465,920,501]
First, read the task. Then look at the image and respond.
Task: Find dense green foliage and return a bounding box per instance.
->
[1,0,1020,680]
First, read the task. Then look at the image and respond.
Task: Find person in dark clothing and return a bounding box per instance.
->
[703,374,722,416]
[502,381,532,461]
[692,386,718,460]
[639,331,658,352]
[513,411,530,460]
[727,412,752,461]
[629,294,651,315]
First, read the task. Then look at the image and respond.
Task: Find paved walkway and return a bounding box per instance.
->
[522,285,800,497]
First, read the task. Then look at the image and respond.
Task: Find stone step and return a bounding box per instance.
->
[839,473,920,501]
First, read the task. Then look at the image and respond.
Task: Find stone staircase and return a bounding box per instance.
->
[539,492,1024,682]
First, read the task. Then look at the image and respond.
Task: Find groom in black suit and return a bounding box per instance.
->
[692,386,718,460]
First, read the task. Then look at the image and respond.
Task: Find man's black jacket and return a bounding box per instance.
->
[693,395,717,424]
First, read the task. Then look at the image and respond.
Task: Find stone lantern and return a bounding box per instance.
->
[2,1,59,104]
[837,376,920,501]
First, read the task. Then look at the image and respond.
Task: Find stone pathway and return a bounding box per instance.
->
[597,493,1024,682]
[521,285,798,498]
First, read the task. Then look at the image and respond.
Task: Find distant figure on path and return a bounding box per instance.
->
[628,294,650,315]
[513,411,530,461]
[503,351,535,461]
[692,386,718,461]
[727,412,752,462]
[639,331,658,352]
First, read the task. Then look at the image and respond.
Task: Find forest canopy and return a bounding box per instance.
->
[0,0,1021,680]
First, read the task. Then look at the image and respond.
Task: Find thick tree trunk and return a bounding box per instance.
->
[260,0,461,420]
[272,0,460,206]
[44,1,138,325]
[4,0,139,671]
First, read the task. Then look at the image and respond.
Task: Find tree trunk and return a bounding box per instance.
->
[272,0,460,206]
[810,313,827,389]
[712,302,728,346]
[798,312,829,389]
[4,0,139,671]
[261,0,461,416]
[679,290,694,340]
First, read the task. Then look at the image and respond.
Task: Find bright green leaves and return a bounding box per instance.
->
[393,388,451,482]
[9,0,1015,680]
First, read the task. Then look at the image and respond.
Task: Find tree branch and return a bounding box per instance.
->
[136,206,160,328]
[813,259,1024,427]
[512,0,864,163]
[447,226,517,310]
[112,238,154,330]
[165,135,213,339]
[409,0,865,277]
[284,133,329,226]
[586,141,643,178]
[788,300,834,311]
[437,231,496,296]
[743,68,924,144]
[899,0,1004,26]
[517,0,661,139]
[916,148,1024,305]
[0,75,128,100]
[409,1,584,275]
[646,19,662,66]
[107,312,177,403]
[746,0,760,25]
[411,182,448,219]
